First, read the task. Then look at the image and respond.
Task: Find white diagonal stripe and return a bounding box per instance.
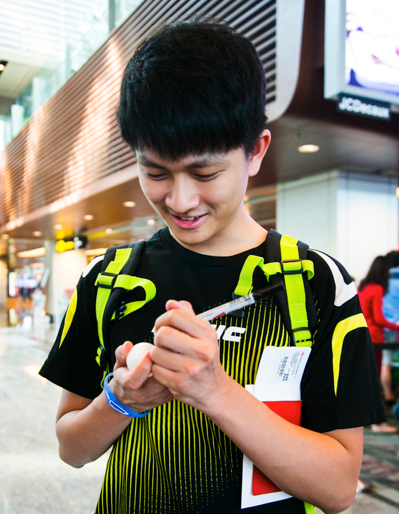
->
[82,254,104,277]
[313,250,357,306]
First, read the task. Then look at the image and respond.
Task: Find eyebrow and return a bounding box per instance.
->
[137,155,225,170]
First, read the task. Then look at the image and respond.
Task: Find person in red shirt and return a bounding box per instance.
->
[358,255,399,433]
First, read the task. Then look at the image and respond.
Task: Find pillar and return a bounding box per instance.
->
[11,104,24,137]
[276,171,398,283]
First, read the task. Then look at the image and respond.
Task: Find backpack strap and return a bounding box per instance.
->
[94,241,156,387]
[233,229,316,347]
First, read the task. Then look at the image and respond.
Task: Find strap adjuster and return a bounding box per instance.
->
[96,346,108,370]
[95,271,118,289]
[281,259,303,275]
[292,326,312,343]
[292,326,309,334]
[113,301,127,321]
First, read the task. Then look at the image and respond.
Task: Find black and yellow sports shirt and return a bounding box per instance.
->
[40,228,385,514]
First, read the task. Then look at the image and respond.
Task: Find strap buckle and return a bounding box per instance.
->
[113,301,127,321]
[281,259,303,275]
[96,345,108,370]
[292,326,312,344]
[95,271,118,289]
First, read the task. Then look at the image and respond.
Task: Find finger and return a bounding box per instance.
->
[114,341,133,370]
[151,363,181,394]
[154,307,209,339]
[154,325,191,354]
[139,377,174,404]
[111,371,174,411]
[165,299,195,314]
[151,345,189,372]
[126,352,154,389]
[154,324,218,365]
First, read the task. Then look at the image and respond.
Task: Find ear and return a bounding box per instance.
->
[248,130,271,178]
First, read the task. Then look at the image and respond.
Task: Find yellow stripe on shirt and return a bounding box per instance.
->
[59,288,78,348]
[332,313,367,395]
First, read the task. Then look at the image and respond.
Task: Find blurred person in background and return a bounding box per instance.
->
[381,251,399,406]
[358,255,399,432]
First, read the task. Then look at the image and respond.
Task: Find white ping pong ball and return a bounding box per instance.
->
[126,342,154,371]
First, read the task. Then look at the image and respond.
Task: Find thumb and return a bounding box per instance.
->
[114,341,133,370]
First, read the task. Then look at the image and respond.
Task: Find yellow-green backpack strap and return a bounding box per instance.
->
[94,248,133,387]
[234,255,265,297]
[280,234,313,346]
[304,502,316,514]
[95,248,133,351]
[110,276,156,320]
[233,229,316,347]
[94,241,155,388]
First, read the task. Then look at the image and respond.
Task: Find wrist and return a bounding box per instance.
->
[104,373,151,418]
[198,372,239,418]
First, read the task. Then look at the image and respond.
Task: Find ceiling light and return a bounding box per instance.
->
[123,201,136,208]
[105,228,113,234]
[54,224,63,230]
[147,219,156,226]
[0,62,6,72]
[298,144,320,153]
[17,247,46,258]
[1,234,9,239]
[396,187,399,199]
[33,231,42,237]
[84,215,94,220]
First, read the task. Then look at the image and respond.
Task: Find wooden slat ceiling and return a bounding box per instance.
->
[1,0,277,232]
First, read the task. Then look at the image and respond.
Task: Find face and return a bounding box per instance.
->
[137,133,270,255]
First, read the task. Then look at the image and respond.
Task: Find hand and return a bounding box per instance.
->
[151,300,228,411]
[110,341,173,413]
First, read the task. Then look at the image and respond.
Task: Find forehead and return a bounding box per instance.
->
[135,150,231,169]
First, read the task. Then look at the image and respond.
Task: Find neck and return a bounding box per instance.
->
[169,209,267,257]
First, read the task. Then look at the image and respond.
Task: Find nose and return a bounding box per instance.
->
[165,174,200,213]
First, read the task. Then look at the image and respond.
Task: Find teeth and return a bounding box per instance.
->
[179,216,198,221]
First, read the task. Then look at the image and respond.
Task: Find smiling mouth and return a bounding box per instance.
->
[169,213,207,227]
[176,216,202,221]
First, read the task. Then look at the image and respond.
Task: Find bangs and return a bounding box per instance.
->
[118,19,267,160]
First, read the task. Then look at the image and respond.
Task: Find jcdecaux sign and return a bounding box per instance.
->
[337,94,390,120]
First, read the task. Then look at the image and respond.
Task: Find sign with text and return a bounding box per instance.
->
[337,94,390,120]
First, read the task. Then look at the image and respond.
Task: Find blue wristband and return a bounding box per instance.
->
[104,372,151,418]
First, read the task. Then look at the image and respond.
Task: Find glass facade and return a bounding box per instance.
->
[0,0,143,150]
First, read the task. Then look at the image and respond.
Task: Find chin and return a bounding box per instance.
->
[171,228,210,247]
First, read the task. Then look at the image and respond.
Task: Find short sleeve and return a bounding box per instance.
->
[300,250,386,433]
[39,256,105,399]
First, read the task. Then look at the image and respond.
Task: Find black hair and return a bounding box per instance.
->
[359,255,391,293]
[118,18,267,160]
[385,250,399,269]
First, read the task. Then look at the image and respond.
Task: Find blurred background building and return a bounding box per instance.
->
[0,0,398,324]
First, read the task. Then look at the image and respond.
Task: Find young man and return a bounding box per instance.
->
[40,19,385,514]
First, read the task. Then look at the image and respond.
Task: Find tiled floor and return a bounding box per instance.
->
[0,316,109,514]
[1,308,399,513]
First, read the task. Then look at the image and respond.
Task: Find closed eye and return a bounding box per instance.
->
[144,171,168,180]
[193,171,221,181]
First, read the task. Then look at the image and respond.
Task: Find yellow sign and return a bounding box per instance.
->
[56,236,87,253]
[56,240,75,253]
